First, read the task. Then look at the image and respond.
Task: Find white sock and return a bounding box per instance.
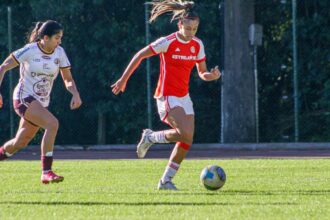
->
[149,131,170,143]
[45,151,53,157]
[5,151,13,157]
[161,161,180,183]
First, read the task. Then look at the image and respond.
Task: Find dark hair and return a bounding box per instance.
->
[146,0,199,23]
[28,20,63,43]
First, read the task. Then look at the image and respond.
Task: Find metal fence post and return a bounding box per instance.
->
[292,0,299,142]
[7,6,14,138]
[145,3,152,129]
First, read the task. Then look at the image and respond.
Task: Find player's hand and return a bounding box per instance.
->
[70,93,82,110]
[111,78,127,95]
[0,93,3,108]
[210,66,221,80]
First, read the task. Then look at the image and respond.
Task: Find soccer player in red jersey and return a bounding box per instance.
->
[0,20,82,184]
[112,0,221,190]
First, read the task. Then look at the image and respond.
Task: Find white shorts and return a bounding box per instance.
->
[156,94,194,123]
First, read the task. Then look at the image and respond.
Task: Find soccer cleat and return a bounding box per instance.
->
[0,147,8,161]
[41,171,64,184]
[157,180,178,190]
[136,129,154,159]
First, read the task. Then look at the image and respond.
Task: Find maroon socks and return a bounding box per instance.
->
[41,156,53,173]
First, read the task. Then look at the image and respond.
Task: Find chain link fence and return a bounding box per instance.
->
[0,0,329,145]
[0,1,221,145]
[256,0,330,142]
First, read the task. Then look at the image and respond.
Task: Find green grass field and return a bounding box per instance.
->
[0,159,329,220]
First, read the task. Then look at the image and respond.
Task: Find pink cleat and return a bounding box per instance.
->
[41,171,64,184]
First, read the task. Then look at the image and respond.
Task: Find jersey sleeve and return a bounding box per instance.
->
[149,37,171,54]
[11,44,32,64]
[59,48,71,69]
[196,41,206,63]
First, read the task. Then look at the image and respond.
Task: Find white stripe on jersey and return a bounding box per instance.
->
[160,53,167,97]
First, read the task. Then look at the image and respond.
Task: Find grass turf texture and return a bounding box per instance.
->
[0,159,329,220]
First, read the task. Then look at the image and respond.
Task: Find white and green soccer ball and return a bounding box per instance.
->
[200,165,226,190]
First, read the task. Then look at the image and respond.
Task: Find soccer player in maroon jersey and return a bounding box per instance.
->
[112,0,220,190]
[0,20,82,184]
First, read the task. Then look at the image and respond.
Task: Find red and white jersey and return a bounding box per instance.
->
[149,32,206,98]
[11,42,71,107]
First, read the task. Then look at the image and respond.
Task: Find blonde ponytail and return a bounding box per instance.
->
[146,0,196,23]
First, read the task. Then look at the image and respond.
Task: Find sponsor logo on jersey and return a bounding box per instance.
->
[15,47,30,59]
[190,46,195,53]
[43,63,50,70]
[33,78,51,97]
[31,72,54,78]
[175,48,181,52]
[42,55,51,60]
[172,55,197,60]
[33,58,41,62]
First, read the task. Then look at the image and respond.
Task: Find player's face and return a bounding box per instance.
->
[45,31,63,50]
[178,19,199,41]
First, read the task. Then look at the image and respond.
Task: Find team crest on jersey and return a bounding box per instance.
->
[190,46,196,53]
[54,58,60,65]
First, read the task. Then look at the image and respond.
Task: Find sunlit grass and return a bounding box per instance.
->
[0,159,329,219]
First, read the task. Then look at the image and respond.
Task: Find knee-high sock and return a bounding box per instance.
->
[161,161,180,183]
[41,155,53,173]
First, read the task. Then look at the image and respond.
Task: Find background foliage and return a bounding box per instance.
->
[0,0,329,144]
[0,0,221,144]
[256,0,330,141]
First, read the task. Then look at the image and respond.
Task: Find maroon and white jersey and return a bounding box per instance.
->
[11,42,71,107]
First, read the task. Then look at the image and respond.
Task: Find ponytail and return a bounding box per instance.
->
[27,20,63,43]
[28,22,43,43]
[146,0,197,23]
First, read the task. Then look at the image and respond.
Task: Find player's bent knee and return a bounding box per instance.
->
[182,133,193,144]
[177,129,193,143]
[178,142,191,151]
[47,118,59,131]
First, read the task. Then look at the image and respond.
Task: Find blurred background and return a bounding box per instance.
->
[0,0,329,145]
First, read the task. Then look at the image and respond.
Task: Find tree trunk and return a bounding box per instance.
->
[223,0,256,143]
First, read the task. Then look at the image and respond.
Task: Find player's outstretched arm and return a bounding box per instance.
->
[0,55,19,108]
[196,61,221,81]
[60,68,82,110]
[111,46,155,95]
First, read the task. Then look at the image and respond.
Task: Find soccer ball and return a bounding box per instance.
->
[200,165,226,190]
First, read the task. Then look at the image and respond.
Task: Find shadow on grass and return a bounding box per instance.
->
[5,189,330,196]
[0,201,297,206]
[220,189,330,196]
[176,189,330,196]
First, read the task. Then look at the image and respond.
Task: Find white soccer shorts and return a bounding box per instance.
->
[156,94,194,123]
